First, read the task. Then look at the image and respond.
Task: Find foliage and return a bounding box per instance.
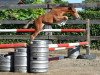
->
[84,0,100,11]
[0,0,45,20]
[22,0,44,4]
[0,9,45,20]
[84,0,100,3]
[45,0,68,4]
[53,0,68,4]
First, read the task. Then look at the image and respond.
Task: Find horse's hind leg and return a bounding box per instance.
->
[30,30,41,41]
[30,22,44,42]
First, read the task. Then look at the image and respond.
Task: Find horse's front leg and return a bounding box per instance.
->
[54,16,68,26]
[60,16,68,25]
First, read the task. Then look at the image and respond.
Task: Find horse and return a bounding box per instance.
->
[23,5,80,41]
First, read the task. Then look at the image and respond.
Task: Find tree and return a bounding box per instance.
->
[45,0,68,4]
[84,0,100,3]
[22,0,43,4]
[84,0,100,10]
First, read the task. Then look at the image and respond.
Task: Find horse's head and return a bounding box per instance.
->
[67,6,80,19]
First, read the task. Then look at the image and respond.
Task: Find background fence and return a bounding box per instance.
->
[0,0,100,49]
[0,19,99,41]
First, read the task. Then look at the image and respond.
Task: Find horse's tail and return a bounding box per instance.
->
[23,20,34,29]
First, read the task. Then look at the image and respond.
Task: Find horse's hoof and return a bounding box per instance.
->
[23,26,27,29]
[30,41,33,44]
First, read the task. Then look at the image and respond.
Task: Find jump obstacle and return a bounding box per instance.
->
[0,19,91,73]
[0,28,87,51]
[0,27,88,52]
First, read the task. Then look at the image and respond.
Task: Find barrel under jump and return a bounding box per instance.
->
[0,29,86,32]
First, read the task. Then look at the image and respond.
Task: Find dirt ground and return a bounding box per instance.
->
[0,48,100,75]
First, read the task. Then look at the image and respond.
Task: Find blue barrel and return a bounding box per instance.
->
[67,46,80,59]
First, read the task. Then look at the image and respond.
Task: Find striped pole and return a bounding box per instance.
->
[0,43,27,48]
[49,41,88,48]
[0,29,86,33]
[49,46,75,51]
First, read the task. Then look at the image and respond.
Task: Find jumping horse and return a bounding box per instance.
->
[23,4,80,41]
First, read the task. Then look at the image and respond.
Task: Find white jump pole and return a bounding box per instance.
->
[49,41,88,48]
[49,46,75,51]
[0,29,86,33]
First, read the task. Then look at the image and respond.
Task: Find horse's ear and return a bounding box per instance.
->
[68,4,74,7]
[68,4,74,10]
[68,7,73,10]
